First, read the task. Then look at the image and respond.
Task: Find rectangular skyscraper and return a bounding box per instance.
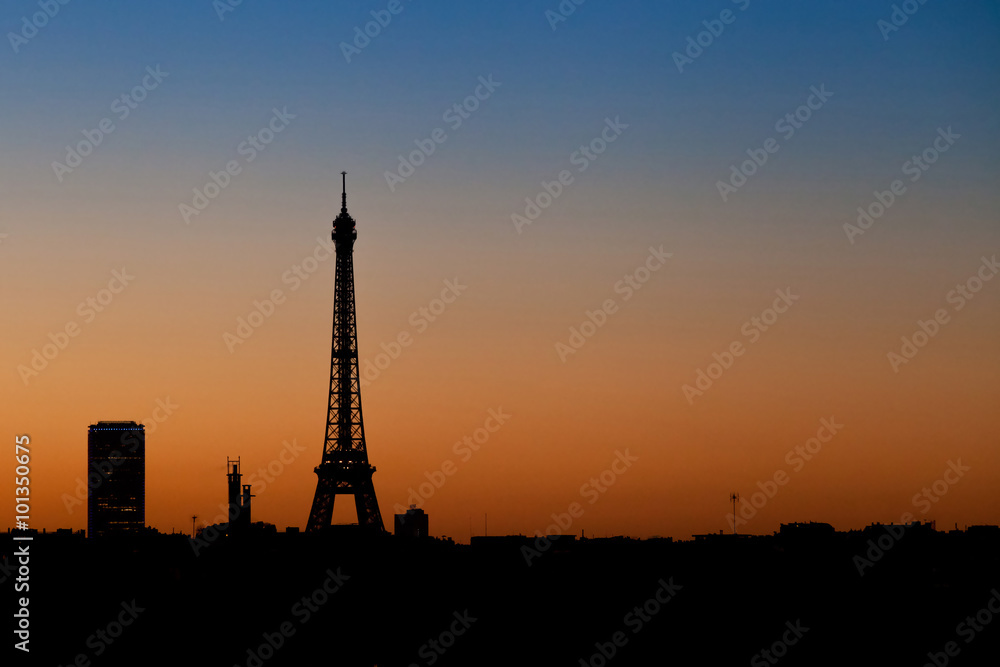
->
[87,421,145,538]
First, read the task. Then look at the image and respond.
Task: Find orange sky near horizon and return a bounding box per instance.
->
[3,175,998,542]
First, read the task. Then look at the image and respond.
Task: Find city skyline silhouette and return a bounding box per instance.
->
[3,2,999,665]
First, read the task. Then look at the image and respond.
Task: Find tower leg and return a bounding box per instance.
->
[306,474,336,532]
[354,477,384,530]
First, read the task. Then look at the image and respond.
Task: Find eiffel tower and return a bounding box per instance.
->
[306,172,385,533]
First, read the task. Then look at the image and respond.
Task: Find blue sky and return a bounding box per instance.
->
[5,1,998,184]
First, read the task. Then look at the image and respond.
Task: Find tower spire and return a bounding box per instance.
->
[341,170,348,213]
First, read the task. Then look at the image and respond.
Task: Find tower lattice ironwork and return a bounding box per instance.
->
[306,172,385,533]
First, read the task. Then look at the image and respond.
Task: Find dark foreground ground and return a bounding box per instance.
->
[4,525,999,666]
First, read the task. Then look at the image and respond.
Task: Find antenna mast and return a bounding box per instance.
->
[729,492,740,535]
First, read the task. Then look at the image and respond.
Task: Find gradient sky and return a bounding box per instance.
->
[2,1,999,541]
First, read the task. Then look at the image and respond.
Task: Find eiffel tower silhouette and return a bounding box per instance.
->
[306,172,385,533]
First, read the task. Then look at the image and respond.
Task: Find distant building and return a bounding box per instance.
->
[87,421,145,538]
[864,520,935,534]
[226,457,253,534]
[779,522,835,539]
[692,530,753,541]
[966,525,1000,537]
[470,534,576,554]
[395,506,429,538]
[470,535,529,549]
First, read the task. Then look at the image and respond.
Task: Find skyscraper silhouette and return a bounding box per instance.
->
[306,173,385,533]
[87,421,145,537]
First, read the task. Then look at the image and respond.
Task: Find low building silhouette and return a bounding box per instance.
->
[394,506,429,537]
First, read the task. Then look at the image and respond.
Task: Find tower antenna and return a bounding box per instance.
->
[729,492,740,535]
[341,170,348,213]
